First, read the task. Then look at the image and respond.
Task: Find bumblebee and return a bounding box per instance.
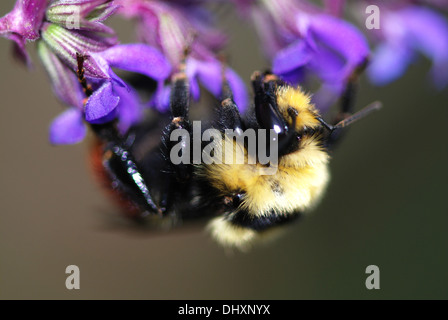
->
[81,55,380,250]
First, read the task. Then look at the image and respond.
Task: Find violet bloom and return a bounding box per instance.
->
[233,0,370,111]
[117,0,249,112]
[367,5,448,89]
[49,43,171,144]
[1,0,172,144]
[0,0,48,66]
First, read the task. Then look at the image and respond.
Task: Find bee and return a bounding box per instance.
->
[81,55,380,250]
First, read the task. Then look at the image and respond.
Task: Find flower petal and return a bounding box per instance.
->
[195,59,222,97]
[41,22,116,78]
[0,0,48,41]
[272,39,311,75]
[186,58,200,101]
[226,68,249,112]
[187,58,249,112]
[149,82,171,112]
[324,0,346,17]
[0,0,49,65]
[46,0,120,34]
[49,108,86,145]
[367,43,413,86]
[97,44,172,81]
[85,81,120,122]
[399,6,448,87]
[400,7,448,63]
[114,84,143,134]
[7,33,32,67]
[309,14,370,80]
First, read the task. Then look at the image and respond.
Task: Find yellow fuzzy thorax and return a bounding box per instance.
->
[203,136,330,250]
[276,86,321,130]
[201,135,330,216]
[202,84,331,249]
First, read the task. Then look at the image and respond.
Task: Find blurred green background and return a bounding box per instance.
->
[0,1,447,299]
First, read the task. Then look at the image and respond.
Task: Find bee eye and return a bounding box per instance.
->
[232,193,244,207]
[223,192,244,208]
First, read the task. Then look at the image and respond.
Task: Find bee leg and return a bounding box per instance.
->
[216,98,244,133]
[336,74,358,121]
[92,123,163,216]
[326,61,367,149]
[161,67,193,183]
[251,70,285,96]
[215,68,244,132]
[170,68,190,119]
[76,51,162,216]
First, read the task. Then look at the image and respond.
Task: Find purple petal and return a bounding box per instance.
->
[0,0,48,41]
[195,59,222,97]
[114,84,143,134]
[231,0,257,15]
[367,43,413,86]
[186,58,201,101]
[309,14,370,80]
[308,40,347,83]
[400,7,448,63]
[97,44,172,81]
[49,108,86,145]
[225,68,249,112]
[85,81,120,122]
[187,58,249,112]
[324,0,346,17]
[7,33,32,67]
[399,7,448,87]
[277,67,306,85]
[88,52,127,88]
[117,0,227,66]
[149,81,171,112]
[0,0,49,65]
[273,40,312,75]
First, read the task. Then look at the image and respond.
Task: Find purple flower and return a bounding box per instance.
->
[244,0,370,111]
[40,22,118,79]
[324,0,346,17]
[46,0,120,34]
[85,44,171,123]
[1,0,172,144]
[49,43,171,144]
[0,0,49,66]
[367,5,448,89]
[117,0,249,111]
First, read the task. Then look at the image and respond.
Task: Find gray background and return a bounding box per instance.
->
[0,1,447,299]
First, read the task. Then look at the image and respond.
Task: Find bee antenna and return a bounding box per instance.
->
[317,101,382,132]
[316,117,334,132]
[334,101,382,129]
